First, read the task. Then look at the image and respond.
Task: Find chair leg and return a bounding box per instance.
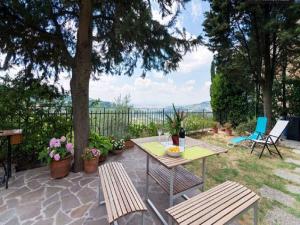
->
[253,202,258,225]
[273,143,283,159]
[251,142,257,154]
[266,144,272,155]
[259,144,266,159]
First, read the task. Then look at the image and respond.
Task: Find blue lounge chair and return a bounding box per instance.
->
[229,117,268,146]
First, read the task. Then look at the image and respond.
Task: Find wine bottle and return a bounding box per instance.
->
[179,121,185,151]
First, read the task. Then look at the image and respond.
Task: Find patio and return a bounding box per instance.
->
[0,143,243,225]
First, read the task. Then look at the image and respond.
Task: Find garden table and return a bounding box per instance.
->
[0,129,22,188]
[132,135,227,225]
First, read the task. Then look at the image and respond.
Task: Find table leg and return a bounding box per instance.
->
[7,137,12,178]
[201,158,206,191]
[145,154,149,200]
[168,168,175,225]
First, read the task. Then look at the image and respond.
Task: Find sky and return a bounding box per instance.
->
[1,1,213,108]
[57,1,213,107]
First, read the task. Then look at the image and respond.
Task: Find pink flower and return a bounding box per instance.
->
[66,143,73,152]
[60,136,66,143]
[49,150,55,158]
[49,138,61,148]
[91,148,99,156]
[54,154,60,161]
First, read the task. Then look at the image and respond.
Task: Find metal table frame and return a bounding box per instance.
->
[145,154,207,225]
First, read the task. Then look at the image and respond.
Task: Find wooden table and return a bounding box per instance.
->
[0,129,22,188]
[132,135,227,225]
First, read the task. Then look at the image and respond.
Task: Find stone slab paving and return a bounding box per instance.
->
[0,146,241,225]
[259,185,296,207]
[265,206,300,225]
[275,169,300,185]
[281,139,300,151]
[285,158,300,166]
[286,184,300,195]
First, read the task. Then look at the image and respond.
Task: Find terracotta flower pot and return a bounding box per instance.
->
[225,129,232,136]
[84,156,99,174]
[171,135,179,146]
[124,140,135,149]
[212,127,218,134]
[113,148,124,155]
[98,155,107,164]
[50,155,72,179]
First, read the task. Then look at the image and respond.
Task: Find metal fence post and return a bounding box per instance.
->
[162,109,165,126]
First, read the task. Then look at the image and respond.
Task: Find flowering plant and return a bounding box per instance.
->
[82,147,100,160]
[111,139,125,151]
[39,136,74,164]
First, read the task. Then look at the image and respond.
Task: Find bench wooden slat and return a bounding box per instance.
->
[172,182,243,219]
[99,165,116,223]
[167,181,236,214]
[99,162,147,224]
[178,187,250,224]
[113,162,146,211]
[166,181,260,225]
[203,195,260,225]
[109,163,131,213]
[103,164,125,218]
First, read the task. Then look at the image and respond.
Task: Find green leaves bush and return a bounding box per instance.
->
[184,115,216,133]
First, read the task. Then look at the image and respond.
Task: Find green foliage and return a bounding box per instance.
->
[203,0,300,124]
[0,75,71,169]
[165,104,186,135]
[235,119,257,135]
[184,115,216,133]
[81,148,100,161]
[210,73,253,127]
[89,133,112,157]
[111,139,125,151]
[128,122,159,138]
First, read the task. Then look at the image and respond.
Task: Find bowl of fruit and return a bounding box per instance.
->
[166,145,181,157]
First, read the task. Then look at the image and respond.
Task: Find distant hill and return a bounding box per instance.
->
[63,96,211,112]
[165,101,212,112]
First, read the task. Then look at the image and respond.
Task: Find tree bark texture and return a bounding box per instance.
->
[70,0,93,172]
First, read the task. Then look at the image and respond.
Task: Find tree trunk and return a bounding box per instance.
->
[70,0,93,172]
[281,53,287,118]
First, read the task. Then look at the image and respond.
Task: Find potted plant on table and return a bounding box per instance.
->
[165,104,186,145]
[111,139,125,155]
[224,122,233,136]
[89,133,112,163]
[39,136,73,179]
[82,148,100,173]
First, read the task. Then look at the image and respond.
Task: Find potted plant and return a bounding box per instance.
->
[212,122,218,134]
[39,136,73,179]
[89,133,112,163]
[124,135,135,149]
[111,139,125,155]
[224,122,233,136]
[82,147,100,173]
[165,104,186,145]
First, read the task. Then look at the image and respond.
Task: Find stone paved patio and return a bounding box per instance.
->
[0,146,204,225]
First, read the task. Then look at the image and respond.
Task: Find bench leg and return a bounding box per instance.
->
[141,212,144,225]
[253,202,258,225]
[98,179,105,206]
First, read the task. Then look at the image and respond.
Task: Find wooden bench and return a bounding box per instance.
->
[98,162,147,225]
[166,181,260,225]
